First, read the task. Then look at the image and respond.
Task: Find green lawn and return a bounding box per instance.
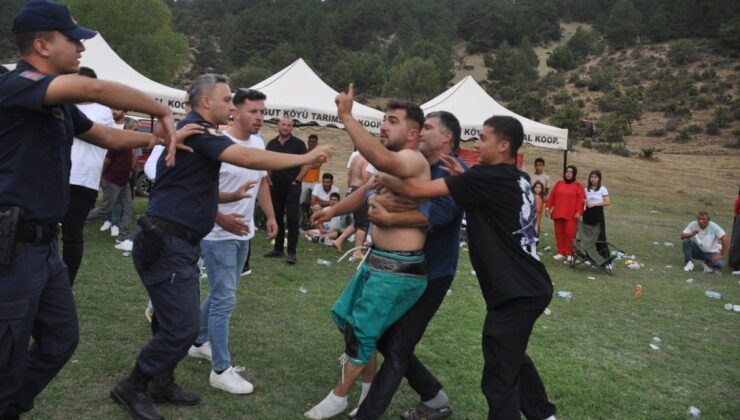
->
[31,194,739,419]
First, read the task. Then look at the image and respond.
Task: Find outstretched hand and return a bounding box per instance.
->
[335,83,355,121]
[151,114,181,167]
[231,179,258,202]
[439,154,465,176]
[310,144,336,165]
[310,208,333,226]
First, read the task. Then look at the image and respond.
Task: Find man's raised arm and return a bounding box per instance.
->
[47,75,179,165]
[219,144,334,171]
[335,84,418,179]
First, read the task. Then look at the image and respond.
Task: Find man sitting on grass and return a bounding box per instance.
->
[681,211,729,273]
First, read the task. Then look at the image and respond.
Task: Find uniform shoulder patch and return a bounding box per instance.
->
[20,70,46,81]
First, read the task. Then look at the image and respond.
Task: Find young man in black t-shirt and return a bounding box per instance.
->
[379,116,557,420]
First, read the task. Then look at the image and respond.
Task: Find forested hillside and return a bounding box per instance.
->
[1,0,738,152]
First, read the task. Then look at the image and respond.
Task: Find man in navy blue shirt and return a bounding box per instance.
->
[111,73,334,420]
[379,116,557,420]
[0,1,181,419]
[353,111,465,419]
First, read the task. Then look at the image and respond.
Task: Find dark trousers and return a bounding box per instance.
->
[583,207,608,259]
[0,242,79,418]
[682,239,725,269]
[482,296,555,420]
[355,276,453,420]
[270,184,301,254]
[61,185,98,286]
[132,233,200,377]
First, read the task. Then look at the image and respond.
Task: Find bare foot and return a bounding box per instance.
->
[332,239,343,253]
[352,251,364,260]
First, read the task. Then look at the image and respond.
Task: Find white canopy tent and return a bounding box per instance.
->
[250,58,384,133]
[3,34,187,114]
[421,76,568,150]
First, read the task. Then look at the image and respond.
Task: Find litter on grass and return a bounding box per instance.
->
[298,286,307,294]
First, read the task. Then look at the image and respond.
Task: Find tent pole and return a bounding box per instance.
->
[563,149,568,173]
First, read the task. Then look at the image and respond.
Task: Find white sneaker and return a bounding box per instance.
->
[304,391,348,419]
[565,255,574,263]
[100,220,112,231]
[115,239,133,251]
[684,261,694,272]
[209,366,254,394]
[553,254,565,261]
[188,342,212,361]
[110,225,119,237]
[702,262,715,273]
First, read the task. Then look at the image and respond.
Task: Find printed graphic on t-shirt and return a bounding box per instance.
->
[515,176,539,260]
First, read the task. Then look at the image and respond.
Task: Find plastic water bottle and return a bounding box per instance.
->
[316,258,333,267]
[687,405,701,418]
[556,290,572,299]
[704,290,722,299]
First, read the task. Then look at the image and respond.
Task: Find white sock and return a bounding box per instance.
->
[359,382,371,403]
[304,390,348,419]
[422,389,449,409]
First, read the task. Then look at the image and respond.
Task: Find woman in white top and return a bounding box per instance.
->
[583,169,611,260]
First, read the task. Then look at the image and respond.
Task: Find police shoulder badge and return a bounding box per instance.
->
[20,70,45,81]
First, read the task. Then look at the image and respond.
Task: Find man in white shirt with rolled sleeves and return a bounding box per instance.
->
[187,88,278,393]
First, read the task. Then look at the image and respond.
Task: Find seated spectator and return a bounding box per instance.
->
[307,193,351,244]
[311,173,340,213]
[682,211,729,273]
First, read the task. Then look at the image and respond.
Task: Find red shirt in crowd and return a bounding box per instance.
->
[546,180,585,220]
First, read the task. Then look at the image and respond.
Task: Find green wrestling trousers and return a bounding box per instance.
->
[331,248,427,365]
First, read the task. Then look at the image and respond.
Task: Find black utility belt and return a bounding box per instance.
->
[150,217,201,246]
[367,252,426,277]
[17,222,59,244]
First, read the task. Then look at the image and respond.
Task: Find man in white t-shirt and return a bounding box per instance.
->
[61,66,115,285]
[187,88,278,394]
[310,173,341,213]
[682,211,729,273]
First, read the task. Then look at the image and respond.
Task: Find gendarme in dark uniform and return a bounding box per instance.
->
[111,111,235,416]
[0,3,96,417]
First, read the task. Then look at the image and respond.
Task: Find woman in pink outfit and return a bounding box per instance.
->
[546,165,585,261]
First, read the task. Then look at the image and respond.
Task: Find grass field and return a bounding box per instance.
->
[27,188,739,419]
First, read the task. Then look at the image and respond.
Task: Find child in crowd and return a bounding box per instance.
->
[532,181,545,237]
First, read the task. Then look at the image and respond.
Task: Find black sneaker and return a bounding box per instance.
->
[241,264,252,277]
[263,250,285,258]
[148,373,200,406]
[401,403,453,420]
[110,378,164,420]
[286,252,297,264]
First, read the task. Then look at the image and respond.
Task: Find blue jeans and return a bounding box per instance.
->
[198,239,249,372]
[682,238,725,269]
